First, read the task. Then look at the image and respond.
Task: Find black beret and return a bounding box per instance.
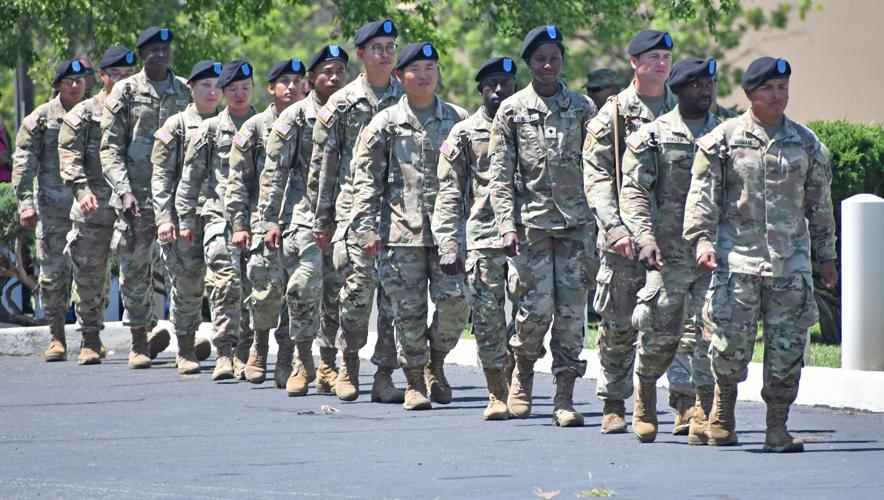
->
[475,57,517,83]
[99,46,136,69]
[520,25,564,60]
[668,57,716,88]
[741,56,791,91]
[188,60,222,83]
[395,42,438,71]
[354,19,398,47]
[136,26,173,48]
[307,45,349,72]
[218,60,253,88]
[267,59,305,82]
[53,59,88,85]
[627,30,673,56]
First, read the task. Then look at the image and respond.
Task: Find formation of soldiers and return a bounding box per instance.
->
[11,20,838,453]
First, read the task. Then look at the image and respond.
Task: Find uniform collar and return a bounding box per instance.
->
[663,105,719,140]
[396,94,443,129]
[746,108,799,143]
[621,82,677,122]
[356,73,404,106]
[523,82,569,115]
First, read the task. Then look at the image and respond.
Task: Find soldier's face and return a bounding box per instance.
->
[311,60,348,101]
[140,42,171,71]
[398,60,438,99]
[56,75,87,104]
[746,77,789,118]
[676,76,714,115]
[100,66,136,91]
[223,79,254,114]
[587,85,618,109]
[631,50,672,84]
[190,78,222,110]
[268,74,303,106]
[358,36,397,74]
[480,76,515,112]
[527,43,563,87]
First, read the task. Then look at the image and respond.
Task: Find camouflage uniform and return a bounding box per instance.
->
[619,107,721,395]
[311,75,404,368]
[152,104,216,339]
[350,95,471,369]
[12,96,75,321]
[683,110,835,405]
[432,107,508,369]
[583,84,676,400]
[58,91,117,335]
[100,69,191,330]
[177,106,256,349]
[489,82,598,375]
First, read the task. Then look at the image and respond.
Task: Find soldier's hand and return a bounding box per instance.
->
[502,231,520,257]
[180,228,196,246]
[79,193,99,216]
[612,236,636,260]
[820,260,838,289]
[19,208,38,230]
[363,240,380,257]
[264,228,281,251]
[121,192,141,218]
[232,230,251,252]
[638,244,664,270]
[157,223,177,243]
[440,252,464,276]
[315,231,331,253]
[697,251,717,272]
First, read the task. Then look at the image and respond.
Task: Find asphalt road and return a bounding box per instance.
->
[1,353,882,499]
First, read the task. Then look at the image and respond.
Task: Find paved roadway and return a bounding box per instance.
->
[1,353,882,499]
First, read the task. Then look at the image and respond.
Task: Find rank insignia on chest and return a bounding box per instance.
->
[22,116,39,133]
[544,126,557,139]
[155,129,174,145]
[233,133,247,150]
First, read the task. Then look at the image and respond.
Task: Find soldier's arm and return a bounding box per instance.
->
[226,126,257,234]
[805,141,837,262]
[349,117,388,247]
[99,85,133,199]
[583,105,630,247]
[175,124,210,232]
[11,112,43,216]
[432,129,468,255]
[487,110,517,236]
[150,117,180,227]
[682,134,723,258]
[257,119,297,234]
[619,129,657,249]
[311,105,340,233]
[58,106,91,203]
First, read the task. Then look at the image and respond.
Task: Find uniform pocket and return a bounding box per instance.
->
[632,285,661,332]
[592,266,615,315]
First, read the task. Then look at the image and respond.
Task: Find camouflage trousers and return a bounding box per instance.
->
[111,211,157,330]
[466,248,509,370]
[35,217,73,319]
[593,251,645,400]
[508,226,592,376]
[202,218,243,349]
[159,222,206,337]
[279,225,333,347]
[320,250,342,347]
[65,220,113,333]
[704,272,818,405]
[633,265,714,395]
[379,246,470,369]
[244,235,289,344]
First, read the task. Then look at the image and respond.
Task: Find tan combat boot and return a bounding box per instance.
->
[403,366,432,410]
[176,333,201,375]
[372,366,405,403]
[245,329,270,384]
[212,345,235,381]
[334,351,360,401]
[705,383,739,446]
[425,349,452,404]
[503,349,515,393]
[233,334,252,380]
[147,325,171,360]
[688,385,714,445]
[315,347,338,394]
[482,368,509,421]
[632,380,658,442]
[670,392,696,436]
[128,328,152,369]
[507,357,535,419]
[194,336,212,362]
[77,331,102,365]
[601,400,627,434]
[763,402,804,453]
[552,371,584,427]
[273,336,295,389]
[285,341,316,397]
[43,316,67,362]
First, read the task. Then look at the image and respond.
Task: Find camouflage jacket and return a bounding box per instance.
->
[350,95,469,248]
[488,82,598,235]
[13,95,77,220]
[100,69,192,209]
[176,106,256,231]
[683,110,837,276]
[310,74,405,234]
[583,83,677,248]
[620,107,721,266]
[432,107,499,254]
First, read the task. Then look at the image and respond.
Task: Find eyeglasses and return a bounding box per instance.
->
[368,43,398,55]
[106,71,134,81]
[60,76,86,86]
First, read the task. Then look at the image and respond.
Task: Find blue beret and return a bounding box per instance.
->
[218,60,253,88]
[395,42,438,71]
[668,57,716,88]
[136,26,173,48]
[99,46,136,69]
[628,30,673,56]
[741,57,791,90]
[188,60,222,83]
[475,57,517,83]
[307,45,349,72]
[267,59,305,82]
[354,19,398,47]
[53,59,88,85]
[520,25,564,60]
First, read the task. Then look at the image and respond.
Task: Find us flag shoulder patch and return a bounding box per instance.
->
[63,112,82,128]
[22,116,39,133]
[317,106,335,126]
[233,133,248,150]
[103,95,122,113]
[360,127,377,147]
[697,134,717,151]
[440,140,459,161]
[155,129,174,145]
[626,133,643,151]
[273,122,292,138]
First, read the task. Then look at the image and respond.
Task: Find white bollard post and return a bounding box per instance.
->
[841,194,884,371]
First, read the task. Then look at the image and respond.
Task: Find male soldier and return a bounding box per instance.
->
[59,48,136,365]
[13,59,87,361]
[618,57,721,442]
[489,26,598,426]
[683,57,837,452]
[432,57,517,419]
[257,46,350,396]
[100,26,192,369]
[227,58,306,385]
[310,19,405,402]
[584,68,621,110]
[177,60,256,381]
[351,42,470,410]
[583,29,676,433]
[151,60,223,374]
